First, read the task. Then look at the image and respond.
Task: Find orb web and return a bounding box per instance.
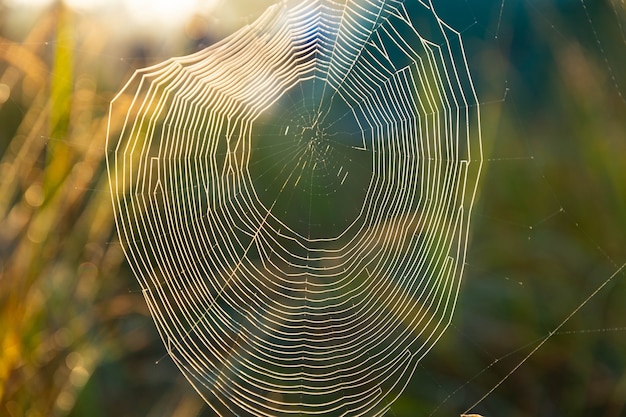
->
[106,0,482,415]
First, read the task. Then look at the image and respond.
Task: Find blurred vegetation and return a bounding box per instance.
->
[0,2,225,416]
[0,0,625,417]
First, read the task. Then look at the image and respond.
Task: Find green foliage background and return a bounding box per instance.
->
[0,1,624,416]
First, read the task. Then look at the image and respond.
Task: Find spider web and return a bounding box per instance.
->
[106,0,481,415]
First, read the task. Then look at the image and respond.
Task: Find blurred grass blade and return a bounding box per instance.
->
[45,3,73,194]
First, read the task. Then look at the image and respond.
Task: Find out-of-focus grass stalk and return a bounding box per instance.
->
[46,3,73,194]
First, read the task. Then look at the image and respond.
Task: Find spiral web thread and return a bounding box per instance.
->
[106,0,482,415]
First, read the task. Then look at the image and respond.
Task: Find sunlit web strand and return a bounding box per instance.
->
[106,0,482,415]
